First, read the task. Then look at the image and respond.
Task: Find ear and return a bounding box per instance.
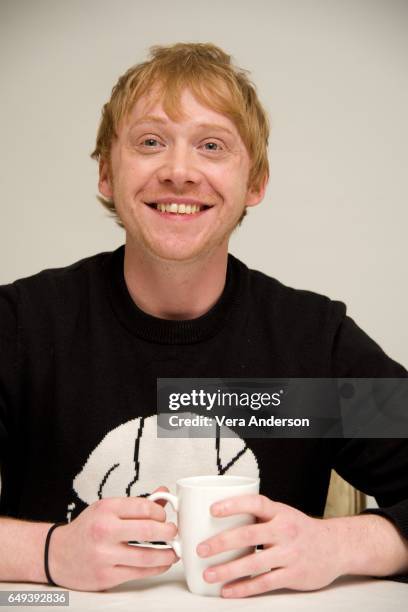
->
[98,158,113,199]
[245,174,268,208]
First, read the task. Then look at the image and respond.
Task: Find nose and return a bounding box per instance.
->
[156,143,202,190]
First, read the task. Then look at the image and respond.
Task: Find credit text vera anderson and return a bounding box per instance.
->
[168,415,310,428]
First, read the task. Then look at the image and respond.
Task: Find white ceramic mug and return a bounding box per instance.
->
[148,475,259,596]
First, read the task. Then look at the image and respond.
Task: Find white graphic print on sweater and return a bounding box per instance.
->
[67,414,259,522]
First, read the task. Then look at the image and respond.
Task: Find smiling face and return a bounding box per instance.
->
[99,88,267,264]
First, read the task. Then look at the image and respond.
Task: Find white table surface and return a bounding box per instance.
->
[1,563,406,611]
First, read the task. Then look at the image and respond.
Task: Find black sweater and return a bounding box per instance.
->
[0,247,407,581]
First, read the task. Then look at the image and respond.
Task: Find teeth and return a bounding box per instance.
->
[155,203,204,214]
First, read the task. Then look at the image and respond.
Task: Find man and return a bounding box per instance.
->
[0,42,407,597]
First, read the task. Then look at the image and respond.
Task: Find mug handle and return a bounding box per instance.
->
[147,491,182,557]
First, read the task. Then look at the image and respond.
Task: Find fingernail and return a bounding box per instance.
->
[205,570,216,582]
[197,543,209,557]
[223,588,232,597]
[212,504,223,516]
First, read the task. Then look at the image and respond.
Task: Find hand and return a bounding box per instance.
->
[49,487,179,591]
[197,494,343,598]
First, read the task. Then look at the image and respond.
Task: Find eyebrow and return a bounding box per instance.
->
[129,115,235,136]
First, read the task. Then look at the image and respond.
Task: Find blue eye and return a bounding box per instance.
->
[143,138,160,147]
[203,142,221,151]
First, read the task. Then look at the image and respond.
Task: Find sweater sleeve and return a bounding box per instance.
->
[0,284,20,459]
[330,311,408,582]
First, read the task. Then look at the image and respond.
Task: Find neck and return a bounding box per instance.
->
[123,241,229,320]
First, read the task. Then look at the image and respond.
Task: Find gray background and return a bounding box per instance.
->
[1,0,407,367]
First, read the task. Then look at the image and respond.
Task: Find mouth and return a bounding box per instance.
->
[145,202,212,216]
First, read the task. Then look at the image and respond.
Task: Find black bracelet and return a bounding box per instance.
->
[44,522,65,586]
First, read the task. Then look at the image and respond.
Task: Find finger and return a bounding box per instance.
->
[221,568,288,598]
[151,486,170,509]
[211,495,277,521]
[101,497,167,522]
[113,564,173,584]
[203,549,280,584]
[117,543,179,567]
[118,520,177,543]
[154,500,167,508]
[197,523,269,557]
